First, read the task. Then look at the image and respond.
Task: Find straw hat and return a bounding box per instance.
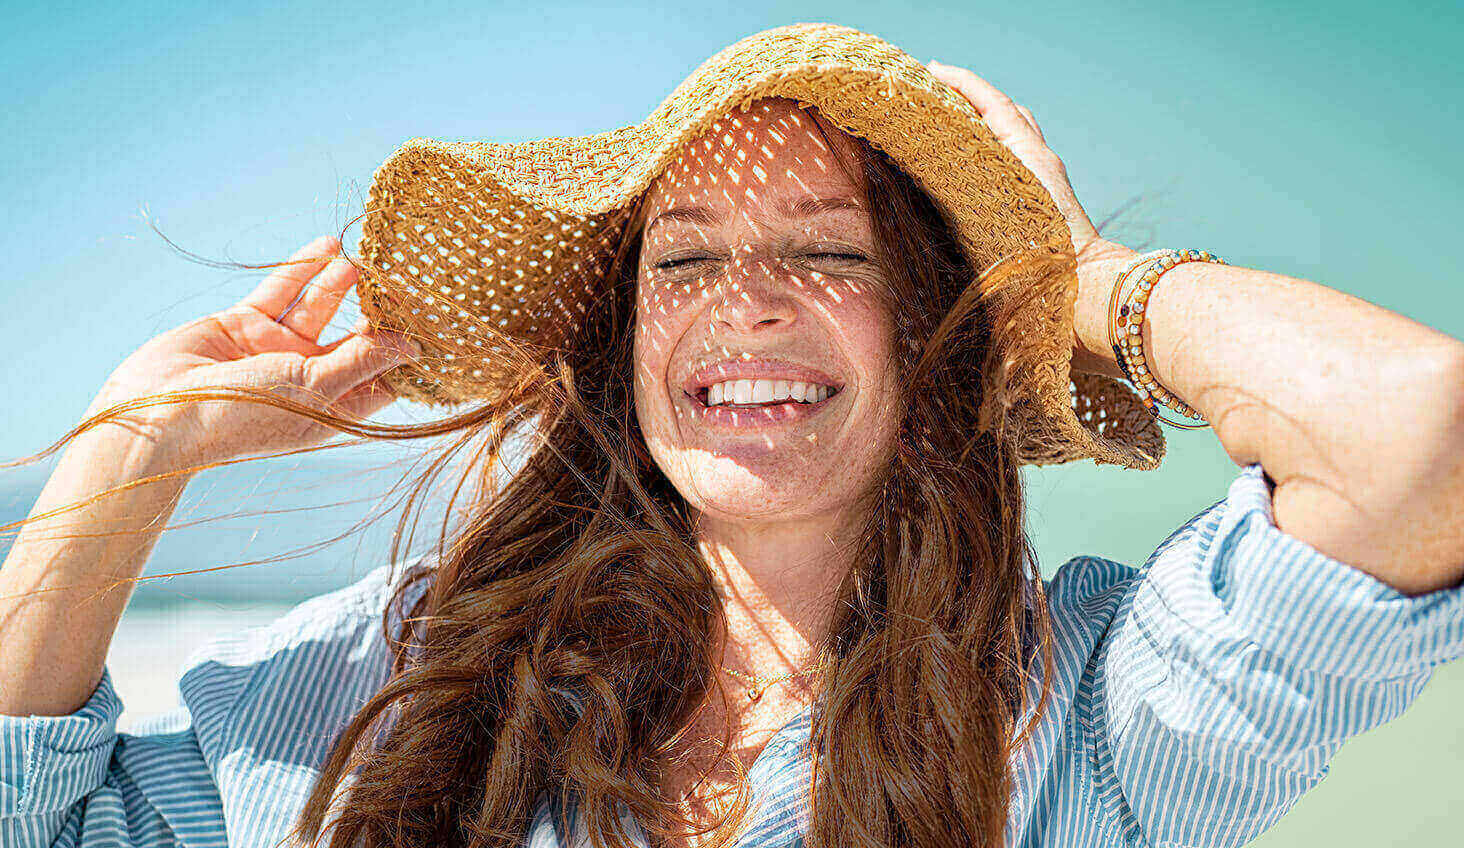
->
[354,21,1165,470]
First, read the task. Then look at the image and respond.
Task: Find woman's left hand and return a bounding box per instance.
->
[926,60,1102,255]
[927,59,1132,376]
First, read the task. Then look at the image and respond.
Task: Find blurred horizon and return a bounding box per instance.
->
[2,3,1461,844]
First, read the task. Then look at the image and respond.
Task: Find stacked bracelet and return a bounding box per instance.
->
[1106,248,1228,429]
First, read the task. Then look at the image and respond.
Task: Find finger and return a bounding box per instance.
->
[1015,104,1044,142]
[328,374,399,421]
[277,256,360,342]
[239,235,341,319]
[927,61,1036,145]
[304,329,420,399]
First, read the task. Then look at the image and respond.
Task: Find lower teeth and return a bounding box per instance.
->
[701,390,836,407]
[711,398,822,408]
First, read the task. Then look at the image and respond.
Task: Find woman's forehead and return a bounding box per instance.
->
[639,98,866,227]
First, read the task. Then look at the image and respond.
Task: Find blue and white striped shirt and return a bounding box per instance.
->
[3,463,1462,847]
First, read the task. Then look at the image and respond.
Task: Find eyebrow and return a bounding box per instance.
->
[643,195,865,235]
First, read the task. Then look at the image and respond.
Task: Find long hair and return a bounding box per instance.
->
[10,101,1066,848]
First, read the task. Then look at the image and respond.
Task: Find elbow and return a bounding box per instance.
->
[1415,342,1464,465]
[1340,340,1464,491]
[1393,342,1464,593]
[1391,341,1464,503]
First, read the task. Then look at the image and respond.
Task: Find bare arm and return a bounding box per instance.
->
[930,60,1464,597]
[1072,241,1464,596]
[0,429,194,715]
[0,235,418,716]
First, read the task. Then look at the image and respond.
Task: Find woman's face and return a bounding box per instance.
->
[632,98,905,526]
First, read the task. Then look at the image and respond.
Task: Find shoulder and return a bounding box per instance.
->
[176,556,432,763]
[1035,469,1249,664]
[182,557,418,680]
[200,558,420,659]
[1036,554,1141,681]
[1041,465,1266,613]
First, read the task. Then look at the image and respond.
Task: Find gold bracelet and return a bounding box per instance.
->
[1106,251,1181,418]
[1107,249,1228,429]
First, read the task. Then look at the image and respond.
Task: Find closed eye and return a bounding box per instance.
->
[655,255,714,270]
[654,251,867,270]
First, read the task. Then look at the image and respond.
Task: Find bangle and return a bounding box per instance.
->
[1106,248,1228,429]
[1106,251,1177,415]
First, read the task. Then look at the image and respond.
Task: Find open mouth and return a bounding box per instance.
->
[693,378,841,409]
[685,378,842,429]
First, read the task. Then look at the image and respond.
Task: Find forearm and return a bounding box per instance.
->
[0,430,193,715]
[1074,239,1464,595]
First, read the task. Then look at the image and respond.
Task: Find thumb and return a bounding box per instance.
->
[306,329,420,399]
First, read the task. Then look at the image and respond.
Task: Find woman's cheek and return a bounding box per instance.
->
[812,291,894,380]
[632,288,693,440]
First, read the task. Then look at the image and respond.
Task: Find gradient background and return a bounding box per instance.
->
[2,1,1461,844]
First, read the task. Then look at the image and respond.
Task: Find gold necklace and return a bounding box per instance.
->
[719,661,830,702]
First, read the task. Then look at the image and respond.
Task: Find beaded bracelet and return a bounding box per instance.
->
[1104,250,1172,408]
[1106,248,1228,429]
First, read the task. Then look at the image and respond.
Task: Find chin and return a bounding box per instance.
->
[670,452,825,521]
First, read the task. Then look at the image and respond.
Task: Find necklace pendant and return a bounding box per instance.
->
[748,688,765,702]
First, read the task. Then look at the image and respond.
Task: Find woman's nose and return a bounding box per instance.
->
[711,259,798,333]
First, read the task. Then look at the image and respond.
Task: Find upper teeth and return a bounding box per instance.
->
[706,379,833,406]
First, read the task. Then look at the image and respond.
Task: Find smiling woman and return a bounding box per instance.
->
[269,93,1063,848]
[626,97,1039,838]
[633,101,905,523]
[4,20,1464,848]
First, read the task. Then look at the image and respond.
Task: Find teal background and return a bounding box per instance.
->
[1,1,1460,844]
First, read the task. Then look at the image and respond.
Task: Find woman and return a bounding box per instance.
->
[2,23,1462,848]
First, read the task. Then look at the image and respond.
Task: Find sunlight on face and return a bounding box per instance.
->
[632,97,904,525]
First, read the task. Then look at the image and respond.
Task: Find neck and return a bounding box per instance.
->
[693,504,865,677]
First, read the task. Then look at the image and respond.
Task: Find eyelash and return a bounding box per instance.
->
[654,251,868,270]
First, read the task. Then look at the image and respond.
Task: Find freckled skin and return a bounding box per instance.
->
[630,98,917,830]
[632,98,905,528]
[632,95,912,833]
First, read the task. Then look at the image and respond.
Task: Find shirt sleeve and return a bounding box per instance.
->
[0,669,205,847]
[0,559,416,848]
[1086,462,1464,848]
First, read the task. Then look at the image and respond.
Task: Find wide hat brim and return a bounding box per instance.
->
[355,21,1165,470]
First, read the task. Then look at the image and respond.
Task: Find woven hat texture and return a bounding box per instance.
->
[355,21,1166,469]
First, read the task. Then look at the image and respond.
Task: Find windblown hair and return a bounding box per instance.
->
[13,102,1067,848]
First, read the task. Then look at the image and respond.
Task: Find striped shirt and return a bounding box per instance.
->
[3,463,1462,848]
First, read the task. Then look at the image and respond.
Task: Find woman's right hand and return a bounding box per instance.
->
[83,234,420,470]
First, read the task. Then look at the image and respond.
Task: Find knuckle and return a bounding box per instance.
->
[360,339,394,371]
[181,313,229,342]
[1038,149,1067,171]
[296,354,325,389]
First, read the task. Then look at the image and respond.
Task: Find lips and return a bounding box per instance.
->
[686,387,839,429]
[678,357,844,430]
[681,357,843,398]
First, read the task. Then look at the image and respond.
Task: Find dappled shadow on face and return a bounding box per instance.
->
[630,97,904,521]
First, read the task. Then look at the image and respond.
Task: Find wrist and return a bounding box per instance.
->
[79,381,209,477]
[60,424,198,486]
[70,394,201,482]
[1071,237,1139,378]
